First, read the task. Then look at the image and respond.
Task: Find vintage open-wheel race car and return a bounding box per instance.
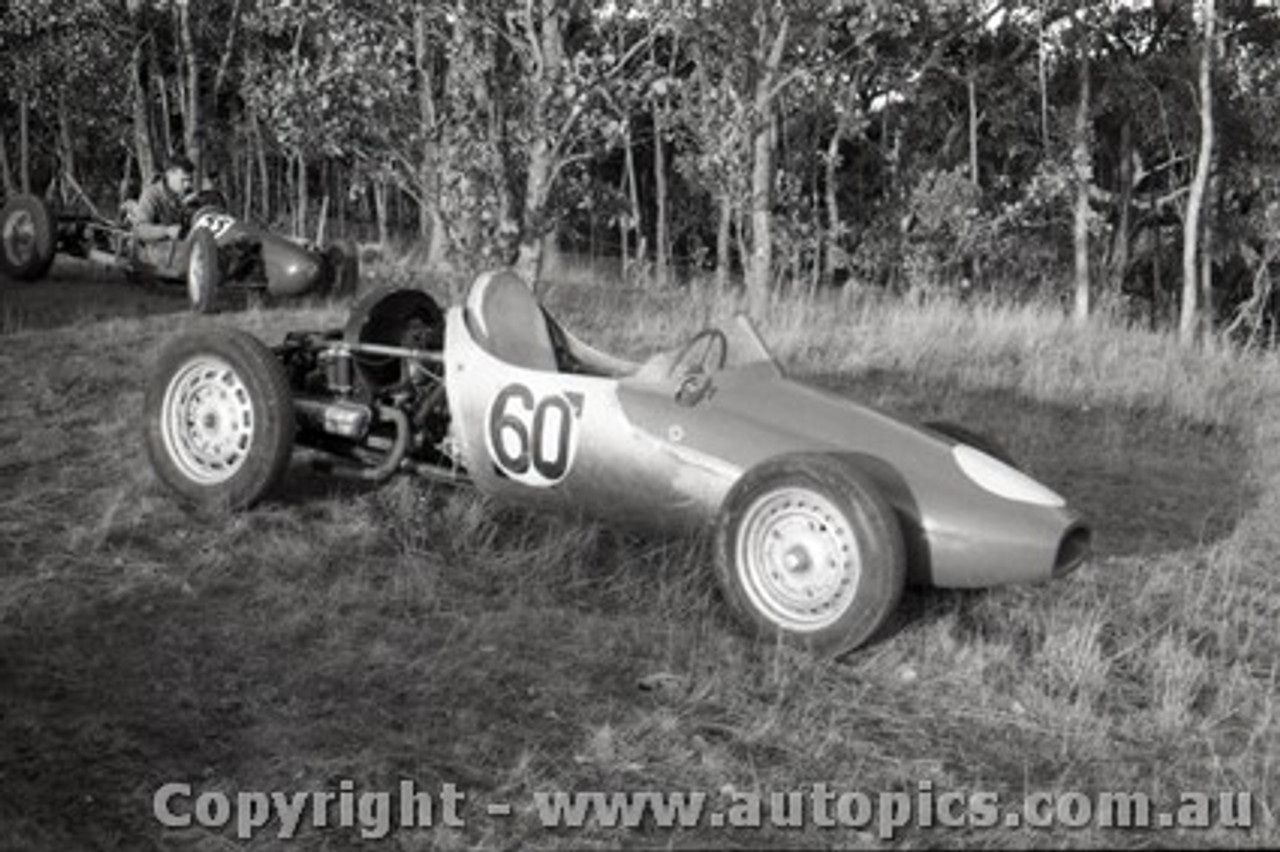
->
[143,269,1091,655]
[0,191,357,312]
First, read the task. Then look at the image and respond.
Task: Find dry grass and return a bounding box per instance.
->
[0,264,1277,849]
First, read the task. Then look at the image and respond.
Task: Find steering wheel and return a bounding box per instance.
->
[666,327,728,379]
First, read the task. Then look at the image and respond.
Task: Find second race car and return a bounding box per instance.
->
[0,191,357,312]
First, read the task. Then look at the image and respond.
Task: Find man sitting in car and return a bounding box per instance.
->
[126,155,195,242]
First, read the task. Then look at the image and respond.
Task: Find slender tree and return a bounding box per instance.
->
[1072,18,1092,325]
[1181,0,1215,345]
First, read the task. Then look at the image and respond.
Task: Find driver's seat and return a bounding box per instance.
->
[465,269,558,372]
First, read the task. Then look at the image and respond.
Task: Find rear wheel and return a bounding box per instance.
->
[0,194,56,281]
[145,328,295,510]
[344,287,444,391]
[187,228,222,313]
[715,454,906,656]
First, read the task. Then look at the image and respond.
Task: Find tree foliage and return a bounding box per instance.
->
[2,0,1280,333]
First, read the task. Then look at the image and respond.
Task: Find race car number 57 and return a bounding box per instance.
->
[485,383,584,487]
[193,212,235,240]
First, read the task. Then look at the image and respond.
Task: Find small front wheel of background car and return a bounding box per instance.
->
[714,453,906,657]
[187,228,222,313]
[324,238,360,296]
[145,328,295,511]
[0,193,56,281]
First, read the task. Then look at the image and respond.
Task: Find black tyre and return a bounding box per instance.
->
[344,287,444,390]
[324,238,360,296]
[145,328,295,510]
[0,194,56,281]
[714,453,906,656]
[186,228,222,314]
[925,420,1017,468]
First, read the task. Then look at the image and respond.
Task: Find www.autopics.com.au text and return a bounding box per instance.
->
[151,779,1256,841]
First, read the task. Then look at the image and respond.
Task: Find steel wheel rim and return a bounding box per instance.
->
[3,209,36,267]
[160,356,254,485]
[188,238,207,306]
[736,486,861,632]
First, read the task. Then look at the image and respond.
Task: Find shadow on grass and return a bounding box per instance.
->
[808,369,1255,558]
[272,454,385,507]
[0,551,658,849]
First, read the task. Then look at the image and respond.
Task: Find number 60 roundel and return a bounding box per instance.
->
[485,383,584,487]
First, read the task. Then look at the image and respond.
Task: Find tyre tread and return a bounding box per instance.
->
[145,328,294,510]
[714,453,906,656]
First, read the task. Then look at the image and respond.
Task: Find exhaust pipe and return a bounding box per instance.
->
[307,404,411,483]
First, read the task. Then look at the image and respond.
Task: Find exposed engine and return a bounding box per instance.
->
[275,288,458,482]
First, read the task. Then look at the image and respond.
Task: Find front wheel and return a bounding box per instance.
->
[145,328,295,510]
[323,238,360,296]
[0,194,56,281]
[714,454,906,656]
[187,228,222,313]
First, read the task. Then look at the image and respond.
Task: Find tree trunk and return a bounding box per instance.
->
[824,116,846,287]
[275,156,285,226]
[1109,119,1134,292]
[716,194,732,292]
[315,193,329,246]
[1200,187,1213,326]
[748,114,778,313]
[515,0,568,290]
[967,69,983,290]
[284,151,295,235]
[155,55,173,160]
[57,93,75,190]
[1152,220,1163,327]
[1038,0,1050,149]
[373,178,389,249]
[1072,33,1092,325]
[130,38,156,187]
[178,0,201,176]
[415,5,447,266]
[213,0,244,103]
[251,112,269,222]
[19,92,30,195]
[0,124,13,197]
[968,73,980,186]
[119,148,134,202]
[337,165,346,240]
[171,5,187,155]
[296,150,308,239]
[515,140,552,287]
[653,96,670,288]
[243,144,253,219]
[746,16,790,315]
[889,120,904,288]
[618,167,630,281]
[623,117,643,279]
[1181,0,1215,346]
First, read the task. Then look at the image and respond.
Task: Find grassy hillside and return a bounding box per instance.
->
[0,272,1276,849]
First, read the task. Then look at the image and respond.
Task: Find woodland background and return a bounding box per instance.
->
[2,0,1279,341]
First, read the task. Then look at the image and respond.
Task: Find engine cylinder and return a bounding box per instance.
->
[294,397,371,439]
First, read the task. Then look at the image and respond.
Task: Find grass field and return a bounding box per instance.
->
[1,261,1277,849]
